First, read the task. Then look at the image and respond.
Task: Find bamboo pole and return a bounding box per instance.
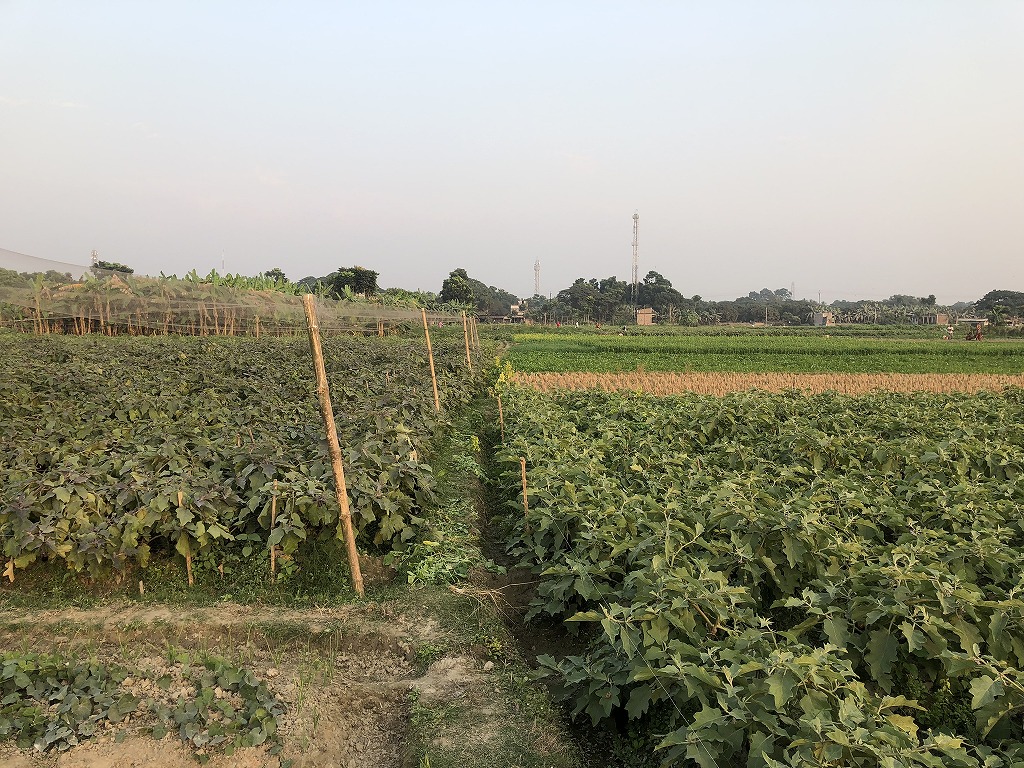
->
[520,457,529,532]
[462,311,473,370]
[302,294,365,597]
[270,480,278,576]
[421,308,441,412]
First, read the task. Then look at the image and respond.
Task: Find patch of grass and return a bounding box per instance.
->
[507,333,1024,373]
[413,642,447,672]
[392,426,506,587]
[0,534,359,611]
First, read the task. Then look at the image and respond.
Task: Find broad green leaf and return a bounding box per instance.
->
[969,674,1004,710]
[866,630,900,693]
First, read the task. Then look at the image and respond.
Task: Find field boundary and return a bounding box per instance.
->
[514,370,1024,395]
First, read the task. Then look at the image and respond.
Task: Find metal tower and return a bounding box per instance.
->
[534,259,541,297]
[631,211,639,305]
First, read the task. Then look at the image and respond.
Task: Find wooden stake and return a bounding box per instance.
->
[520,458,529,531]
[462,311,473,370]
[270,480,278,576]
[421,308,441,413]
[497,394,505,444]
[185,550,194,587]
[302,295,365,597]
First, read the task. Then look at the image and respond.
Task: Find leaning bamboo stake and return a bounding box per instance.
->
[302,295,365,597]
[520,457,529,532]
[462,311,473,370]
[270,480,278,576]
[420,308,441,412]
[186,550,194,587]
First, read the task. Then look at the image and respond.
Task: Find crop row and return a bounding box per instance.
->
[507,333,1024,374]
[514,371,1024,396]
[496,386,1024,766]
[0,334,487,580]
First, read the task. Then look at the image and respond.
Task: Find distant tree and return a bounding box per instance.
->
[990,304,1010,325]
[638,271,685,315]
[439,269,474,305]
[93,260,134,275]
[975,290,1024,317]
[263,267,287,283]
[923,294,936,307]
[0,268,24,287]
[465,276,521,315]
[331,266,379,297]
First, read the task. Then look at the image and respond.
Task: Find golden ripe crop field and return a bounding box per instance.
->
[513,371,1024,396]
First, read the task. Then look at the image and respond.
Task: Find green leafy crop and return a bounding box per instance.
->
[496,385,1024,766]
[0,335,490,581]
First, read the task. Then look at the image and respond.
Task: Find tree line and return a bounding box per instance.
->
[7,257,1022,327]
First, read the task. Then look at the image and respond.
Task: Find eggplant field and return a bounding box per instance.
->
[0,334,484,581]
[496,385,1024,766]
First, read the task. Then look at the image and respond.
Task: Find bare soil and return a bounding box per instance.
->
[0,598,524,768]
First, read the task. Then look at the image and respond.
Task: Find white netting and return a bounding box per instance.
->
[0,250,467,336]
[0,247,91,280]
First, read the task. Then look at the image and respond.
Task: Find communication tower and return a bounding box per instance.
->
[534,259,541,297]
[631,211,639,306]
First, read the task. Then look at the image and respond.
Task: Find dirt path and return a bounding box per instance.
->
[0,598,498,768]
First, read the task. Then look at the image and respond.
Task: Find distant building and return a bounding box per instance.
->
[812,311,834,327]
[920,313,949,325]
[505,303,526,324]
[636,307,655,326]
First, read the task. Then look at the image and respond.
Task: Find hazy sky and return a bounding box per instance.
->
[2,2,1022,303]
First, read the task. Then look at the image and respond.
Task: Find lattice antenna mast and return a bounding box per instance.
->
[534,259,541,296]
[631,211,639,306]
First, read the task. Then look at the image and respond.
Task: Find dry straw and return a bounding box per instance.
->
[513,372,1024,396]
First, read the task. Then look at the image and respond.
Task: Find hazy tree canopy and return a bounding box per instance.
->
[93,260,134,275]
[263,267,287,283]
[331,266,379,297]
[639,272,685,315]
[643,270,672,288]
[439,269,474,305]
[466,277,520,315]
[976,290,1024,316]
